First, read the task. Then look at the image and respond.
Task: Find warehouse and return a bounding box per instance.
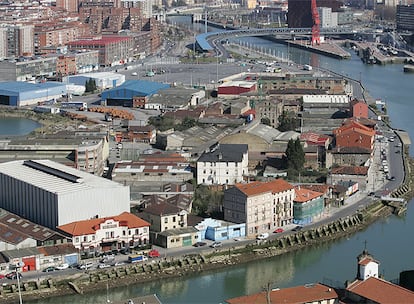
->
[65,72,125,90]
[0,81,67,106]
[0,160,130,230]
[101,80,170,107]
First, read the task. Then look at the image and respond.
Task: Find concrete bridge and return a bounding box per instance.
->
[195,26,357,52]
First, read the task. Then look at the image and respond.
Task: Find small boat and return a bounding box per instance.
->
[403,64,414,73]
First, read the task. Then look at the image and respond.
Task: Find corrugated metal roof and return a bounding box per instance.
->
[0,81,66,94]
[0,160,125,195]
[101,80,170,98]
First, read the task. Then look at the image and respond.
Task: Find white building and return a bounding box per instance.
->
[197,144,249,185]
[0,160,130,229]
[318,7,338,28]
[357,250,379,280]
[65,72,125,90]
[57,212,150,252]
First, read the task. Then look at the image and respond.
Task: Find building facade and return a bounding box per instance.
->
[223,179,295,237]
[57,212,150,254]
[197,144,249,185]
[293,186,324,225]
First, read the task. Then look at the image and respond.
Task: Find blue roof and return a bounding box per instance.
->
[0,81,65,93]
[101,80,170,99]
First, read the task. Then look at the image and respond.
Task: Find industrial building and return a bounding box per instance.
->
[65,72,125,90]
[0,129,109,176]
[0,81,67,106]
[0,160,130,229]
[397,5,414,31]
[101,80,170,107]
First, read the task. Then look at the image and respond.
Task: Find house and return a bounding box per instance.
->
[293,187,324,225]
[138,200,203,248]
[223,179,295,237]
[333,120,376,152]
[126,124,156,144]
[226,283,339,304]
[329,165,369,192]
[57,212,150,255]
[218,81,256,97]
[197,143,249,185]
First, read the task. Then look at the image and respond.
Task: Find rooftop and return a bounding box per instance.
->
[197,143,248,163]
[234,179,294,197]
[294,187,323,203]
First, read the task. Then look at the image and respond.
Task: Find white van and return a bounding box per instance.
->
[257,233,269,240]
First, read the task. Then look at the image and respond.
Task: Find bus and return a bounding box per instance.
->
[61,102,88,111]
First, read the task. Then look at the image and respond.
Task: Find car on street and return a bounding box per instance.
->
[113,261,126,267]
[292,226,303,232]
[257,233,269,240]
[274,228,284,233]
[148,249,161,258]
[0,274,5,279]
[6,272,22,280]
[368,192,375,196]
[42,266,56,272]
[193,242,207,247]
[56,263,69,270]
[131,72,138,76]
[388,176,395,181]
[210,241,222,248]
[98,263,111,269]
[78,262,94,270]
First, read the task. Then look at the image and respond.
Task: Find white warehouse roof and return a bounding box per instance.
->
[0,159,125,195]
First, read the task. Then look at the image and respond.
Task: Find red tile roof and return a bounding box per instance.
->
[331,166,369,176]
[294,187,323,203]
[234,179,294,197]
[346,277,414,304]
[226,283,338,304]
[358,256,379,266]
[57,212,149,236]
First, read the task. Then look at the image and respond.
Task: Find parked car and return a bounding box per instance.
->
[113,261,126,267]
[210,242,222,248]
[42,266,56,273]
[257,233,269,240]
[274,228,284,233]
[148,249,160,258]
[98,263,111,269]
[6,272,22,280]
[78,262,94,270]
[0,274,6,279]
[193,242,207,247]
[56,263,69,270]
[292,226,303,232]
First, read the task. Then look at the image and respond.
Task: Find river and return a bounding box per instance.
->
[0,117,41,137]
[22,30,414,303]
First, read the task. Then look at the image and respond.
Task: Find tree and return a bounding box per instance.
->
[261,117,271,126]
[284,138,305,173]
[85,78,97,93]
[278,110,298,132]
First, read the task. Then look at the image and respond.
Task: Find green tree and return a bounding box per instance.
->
[181,117,196,129]
[85,78,97,93]
[278,110,298,132]
[284,138,305,173]
[261,117,271,126]
[192,185,224,217]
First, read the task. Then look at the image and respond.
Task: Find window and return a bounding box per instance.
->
[83,236,87,242]
[164,217,168,223]
[173,216,176,222]
[75,237,79,243]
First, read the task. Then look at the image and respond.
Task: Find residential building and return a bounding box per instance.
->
[197,143,249,185]
[329,166,368,190]
[0,160,130,229]
[223,179,295,237]
[333,120,376,152]
[226,282,339,304]
[56,0,79,12]
[293,186,324,225]
[139,201,197,248]
[67,36,134,67]
[5,24,34,57]
[57,212,150,254]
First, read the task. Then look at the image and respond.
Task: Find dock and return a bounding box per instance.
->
[287,40,351,59]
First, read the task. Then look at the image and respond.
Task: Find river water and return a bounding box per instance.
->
[16,24,414,303]
[0,117,41,137]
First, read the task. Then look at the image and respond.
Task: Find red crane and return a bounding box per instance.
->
[311,0,321,45]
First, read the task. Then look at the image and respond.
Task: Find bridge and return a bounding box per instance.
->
[195,26,357,52]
